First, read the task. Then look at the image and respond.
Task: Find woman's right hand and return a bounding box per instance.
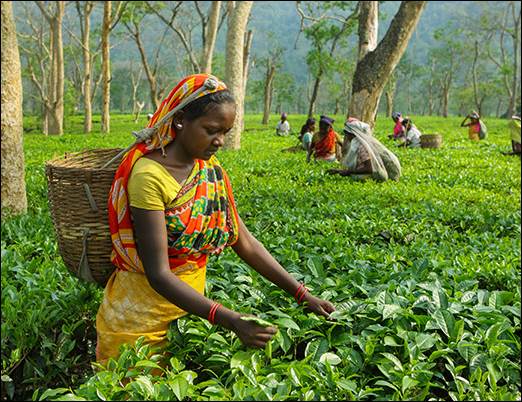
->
[231,315,278,348]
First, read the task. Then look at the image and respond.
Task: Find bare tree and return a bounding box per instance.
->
[129,61,145,122]
[260,46,283,125]
[36,1,65,135]
[17,4,51,134]
[2,1,28,215]
[262,59,277,125]
[76,1,94,132]
[471,40,486,116]
[100,1,126,134]
[200,1,221,73]
[483,1,521,117]
[147,1,228,74]
[123,4,170,110]
[296,2,359,118]
[62,1,98,132]
[243,29,254,93]
[427,59,435,115]
[101,2,111,133]
[224,1,253,150]
[348,1,426,126]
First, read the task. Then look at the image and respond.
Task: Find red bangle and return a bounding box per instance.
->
[294,283,305,301]
[208,303,221,325]
[297,288,308,304]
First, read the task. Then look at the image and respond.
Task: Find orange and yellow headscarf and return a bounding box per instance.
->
[107,74,239,274]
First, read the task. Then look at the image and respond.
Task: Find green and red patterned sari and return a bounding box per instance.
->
[96,74,240,363]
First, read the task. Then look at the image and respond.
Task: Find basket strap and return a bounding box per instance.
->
[83,183,98,212]
[78,228,96,283]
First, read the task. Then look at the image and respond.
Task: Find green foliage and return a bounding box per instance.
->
[1,113,520,401]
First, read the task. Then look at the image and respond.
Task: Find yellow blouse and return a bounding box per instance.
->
[127,157,197,210]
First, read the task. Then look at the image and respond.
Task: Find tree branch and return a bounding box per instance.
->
[146,1,200,71]
[35,1,52,22]
[110,1,128,31]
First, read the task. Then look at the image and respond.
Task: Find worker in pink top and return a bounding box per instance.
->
[388,111,405,141]
[460,111,486,141]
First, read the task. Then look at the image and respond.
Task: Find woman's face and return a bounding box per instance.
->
[177,102,236,160]
[319,122,329,134]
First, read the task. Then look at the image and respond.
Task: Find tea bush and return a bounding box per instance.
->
[1,113,520,401]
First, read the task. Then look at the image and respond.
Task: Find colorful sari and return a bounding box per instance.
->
[468,122,480,141]
[96,74,240,363]
[313,128,338,161]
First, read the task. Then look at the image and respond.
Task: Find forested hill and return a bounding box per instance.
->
[224,1,473,83]
[107,1,474,84]
[14,1,520,117]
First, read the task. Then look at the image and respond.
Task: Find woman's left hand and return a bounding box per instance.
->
[302,293,336,319]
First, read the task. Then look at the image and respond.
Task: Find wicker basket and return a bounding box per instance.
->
[420,134,443,148]
[45,148,124,286]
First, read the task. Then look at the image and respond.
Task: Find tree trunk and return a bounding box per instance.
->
[507,2,520,117]
[472,40,482,116]
[201,1,221,74]
[428,60,435,115]
[101,1,111,133]
[442,84,449,118]
[132,22,159,109]
[262,62,275,124]
[1,1,28,215]
[348,1,426,126]
[385,90,393,117]
[308,73,322,118]
[81,2,94,133]
[241,29,253,131]
[42,103,48,135]
[47,1,64,135]
[224,1,253,150]
[242,29,253,94]
[357,1,378,61]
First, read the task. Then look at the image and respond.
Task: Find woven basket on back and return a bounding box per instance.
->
[45,148,124,287]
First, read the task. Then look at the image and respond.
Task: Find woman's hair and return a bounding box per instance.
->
[181,89,235,121]
[300,118,316,135]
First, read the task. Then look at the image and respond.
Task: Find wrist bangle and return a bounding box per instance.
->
[297,288,308,305]
[208,302,221,325]
[294,283,305,301]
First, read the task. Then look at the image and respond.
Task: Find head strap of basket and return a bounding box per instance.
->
[107,74,233,274]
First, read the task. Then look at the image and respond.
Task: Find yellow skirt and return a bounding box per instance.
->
[469,130,480,141]
[95,262,206,363]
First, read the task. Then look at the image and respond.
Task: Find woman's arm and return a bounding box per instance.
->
[232,217,335,318]
[352,158,372,173]
[460,116,470,127]
[327,168,353,176]
[131,207,277,347]
[306,144,314,163]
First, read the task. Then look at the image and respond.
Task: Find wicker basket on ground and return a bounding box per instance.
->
[420,134,443,148]
[45,148,124,287]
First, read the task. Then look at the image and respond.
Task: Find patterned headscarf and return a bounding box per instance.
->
[142,74,227,154]
[107,74,237,274]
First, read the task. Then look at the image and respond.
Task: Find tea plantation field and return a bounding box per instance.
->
[1,113,520,401]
